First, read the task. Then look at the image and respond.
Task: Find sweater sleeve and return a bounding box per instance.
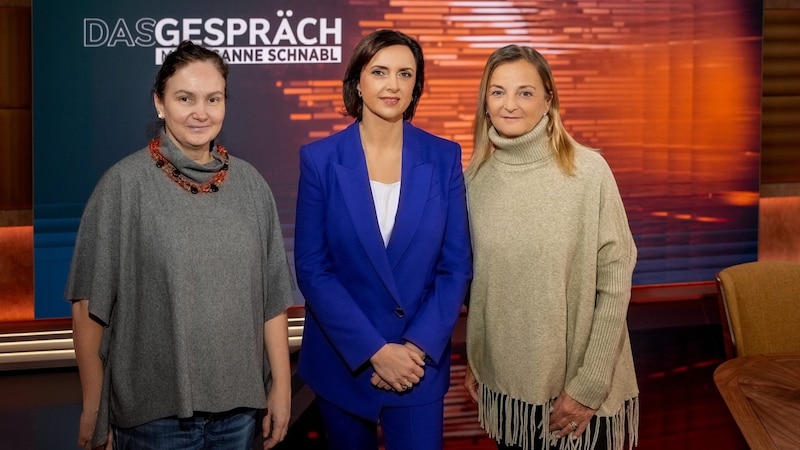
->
[566,162,637,409]
[258,174,295,322]
[64,164,124,326]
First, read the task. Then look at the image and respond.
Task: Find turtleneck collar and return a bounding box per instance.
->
[489,115,553,165]
[159,130,226,183]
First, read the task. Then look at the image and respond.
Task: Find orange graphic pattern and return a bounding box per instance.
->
[278,0,762,283]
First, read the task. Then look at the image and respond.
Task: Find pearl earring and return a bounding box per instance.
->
[158,111,164,119]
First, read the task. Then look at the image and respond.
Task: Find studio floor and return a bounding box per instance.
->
[0,322,747,450]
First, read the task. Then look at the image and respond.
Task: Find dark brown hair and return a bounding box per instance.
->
[153,40,229,100]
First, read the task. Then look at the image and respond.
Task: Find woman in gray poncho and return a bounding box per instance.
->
[463,45,639,450]
[67,41,294,450]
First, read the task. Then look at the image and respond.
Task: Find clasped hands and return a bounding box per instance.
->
[369,342,426,392]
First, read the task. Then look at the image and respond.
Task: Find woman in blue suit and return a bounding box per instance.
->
[294,30,472,450]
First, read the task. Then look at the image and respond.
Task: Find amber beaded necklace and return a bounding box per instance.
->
[149,136,229,194]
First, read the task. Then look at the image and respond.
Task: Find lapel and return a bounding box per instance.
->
[333,123,401,302]
[386,122,432,269]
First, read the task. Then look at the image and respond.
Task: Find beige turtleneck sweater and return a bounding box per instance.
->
[466,117,639,450]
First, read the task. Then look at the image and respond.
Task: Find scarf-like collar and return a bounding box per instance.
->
[159,130,226,183]
[489,116,553,166]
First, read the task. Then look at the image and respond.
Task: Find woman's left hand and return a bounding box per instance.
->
[548,390,595,439]
[262,385,291,449]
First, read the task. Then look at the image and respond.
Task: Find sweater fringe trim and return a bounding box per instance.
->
[478,383,639,450]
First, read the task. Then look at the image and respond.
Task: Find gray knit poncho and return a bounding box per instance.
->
[65,132,294,447]
[466,117,639,450]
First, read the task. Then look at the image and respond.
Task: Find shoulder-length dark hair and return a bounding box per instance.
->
[342,29,425,121]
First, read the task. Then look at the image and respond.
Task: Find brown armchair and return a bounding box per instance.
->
[716,260,800,359]
[714,261,800,450]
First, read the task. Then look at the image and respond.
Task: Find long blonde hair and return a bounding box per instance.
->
[466,45,576,180]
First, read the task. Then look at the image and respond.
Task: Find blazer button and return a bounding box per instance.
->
[394,307,405,318]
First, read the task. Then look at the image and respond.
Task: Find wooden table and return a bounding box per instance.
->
[714,353,800,450]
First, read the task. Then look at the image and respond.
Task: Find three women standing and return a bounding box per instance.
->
[67,33,638,450]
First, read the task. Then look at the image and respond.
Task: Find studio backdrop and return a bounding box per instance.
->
[33,0,763,318]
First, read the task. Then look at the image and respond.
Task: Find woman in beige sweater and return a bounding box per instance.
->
[463,45,639,450]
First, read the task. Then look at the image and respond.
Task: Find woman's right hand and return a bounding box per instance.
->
[464,364,479,404]
[369,343,425,391]
[72,300,108,449]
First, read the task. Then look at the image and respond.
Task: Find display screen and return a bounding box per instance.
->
[32,0,762,317]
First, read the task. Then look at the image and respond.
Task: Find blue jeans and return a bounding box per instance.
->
[113,408,258,450]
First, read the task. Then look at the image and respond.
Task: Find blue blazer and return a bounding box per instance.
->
[294,121,472,420]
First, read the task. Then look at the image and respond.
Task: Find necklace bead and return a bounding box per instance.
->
[149,137,229,194]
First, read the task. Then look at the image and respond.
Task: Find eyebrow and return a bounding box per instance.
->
[370,64,415,72]
[172,89,225,97]
[489,84,537,90]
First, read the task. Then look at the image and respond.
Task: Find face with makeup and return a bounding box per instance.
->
[153,60,226,158]
[356,45,417,124]
[485,59,552,139]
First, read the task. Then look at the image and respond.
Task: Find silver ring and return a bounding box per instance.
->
[403,384,411,390]
[569,421,578,430]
